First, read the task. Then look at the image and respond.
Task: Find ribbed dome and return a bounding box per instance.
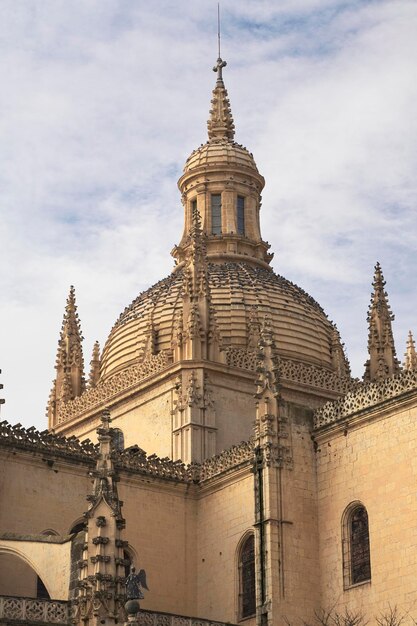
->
[184,140,260,175]
[100,262,343,380]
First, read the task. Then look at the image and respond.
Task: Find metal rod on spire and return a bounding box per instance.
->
[213,3,226,84]
[217,3,221,58]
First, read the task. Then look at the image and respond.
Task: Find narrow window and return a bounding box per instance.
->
[211,194,222,235]
[239,534,256,619]
[342,503,371,588]
[237,196,245,235]
[191,199,197,214]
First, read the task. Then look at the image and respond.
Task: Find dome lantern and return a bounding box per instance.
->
[174,59,272,269]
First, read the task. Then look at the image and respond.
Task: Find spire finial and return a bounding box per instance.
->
[213,4,226,84]
[208,7,234,143]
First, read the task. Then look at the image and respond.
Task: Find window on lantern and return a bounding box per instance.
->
[211,194,222,235]
[238,533,256,619]
[237,196,245,235]
[191,198,197,217]
[342,503,371,588]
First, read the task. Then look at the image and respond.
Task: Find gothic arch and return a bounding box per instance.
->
[68,518,86,535]
[0,546,51,599]
[341,501,371,588]
[236,531,256,621]
[40,528,59,536]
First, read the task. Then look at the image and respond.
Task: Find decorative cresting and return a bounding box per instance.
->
[404,331,417,371]
[0,419,253,485]
[364,263,401,382]
[314,368,417,430]
[175,57,270,267]
[72,411,127,626]
[47,286,86,428]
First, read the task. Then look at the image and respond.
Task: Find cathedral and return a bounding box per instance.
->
[1,53,417,626]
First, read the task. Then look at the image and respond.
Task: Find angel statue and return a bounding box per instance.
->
[125,566,149,601]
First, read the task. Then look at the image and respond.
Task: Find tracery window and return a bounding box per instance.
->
[211,194,222,235]
[237,196,245,235]
[238,533,256,620]
[342,503,371,588]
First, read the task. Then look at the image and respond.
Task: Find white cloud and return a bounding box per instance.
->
[0,0,416,428]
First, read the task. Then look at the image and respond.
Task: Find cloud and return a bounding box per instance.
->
[0,0,416,428]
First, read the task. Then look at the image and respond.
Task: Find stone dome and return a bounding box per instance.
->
[184,140,261,177]
[100,64,349,384]
[100,262,346,381]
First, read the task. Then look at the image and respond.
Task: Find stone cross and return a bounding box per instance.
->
[213,57,227,83]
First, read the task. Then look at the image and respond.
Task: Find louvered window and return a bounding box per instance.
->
[211,194,222,235]
[237,196,245,235]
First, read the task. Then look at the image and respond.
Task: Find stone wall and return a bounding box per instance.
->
[316,395,417,617]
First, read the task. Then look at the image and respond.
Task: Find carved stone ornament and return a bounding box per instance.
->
[314,368,417,429]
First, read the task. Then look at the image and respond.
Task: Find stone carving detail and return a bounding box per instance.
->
[136,612,233,626]
[226,347,257,371]
[226,347,356,394]
[57,351,172,423]
[184,370,202,407]
[0,420,97,460]
[0,420,253,485]
[0,597,69,624]
[314,369,417,429]
[197,440,254,481]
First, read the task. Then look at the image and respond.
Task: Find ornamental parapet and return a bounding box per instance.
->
[57,351,172,424]
[137,609,237,626]
[314,369,417,430]
[0,596,69,624]
[0,420,97,461]
[197,440,254,481]
[0,420,254,484]
[0,598,237,626]
[226,348,356,395]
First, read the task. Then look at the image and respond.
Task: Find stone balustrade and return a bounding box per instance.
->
[0,597,237,626]
[0,596,69,624]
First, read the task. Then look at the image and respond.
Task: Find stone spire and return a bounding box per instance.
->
[207,57,235,142]
[89,341,101,388]
[47,286,86,428]
[73,411,126,626]
[404,331,417,371]
[364,263,401,382]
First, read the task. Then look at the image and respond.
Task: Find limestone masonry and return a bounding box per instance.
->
[1,52,417,626]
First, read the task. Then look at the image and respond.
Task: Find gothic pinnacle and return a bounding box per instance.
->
[364,262,401,382]
[88,341,101,388]
[404,330,417,371]
[47,286,86,428]
[207,57,235,142]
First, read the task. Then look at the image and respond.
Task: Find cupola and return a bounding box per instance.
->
[174,57,271,268]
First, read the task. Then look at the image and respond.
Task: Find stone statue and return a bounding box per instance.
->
[125,566,149,601]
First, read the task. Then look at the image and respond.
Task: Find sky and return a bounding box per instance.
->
[0,0,416,429]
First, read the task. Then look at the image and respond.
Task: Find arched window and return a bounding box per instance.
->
[238,534,256,620]
[342,503,371,588]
